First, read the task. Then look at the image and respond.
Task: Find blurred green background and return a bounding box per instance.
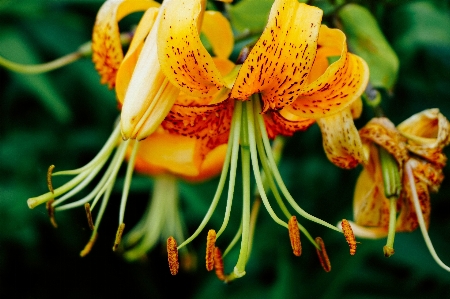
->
[1,0,450,298]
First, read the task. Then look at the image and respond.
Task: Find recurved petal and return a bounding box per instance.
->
[92,0,158,88]
[317,107,365,169]
[230,0,322,110]
[158,0,226,97]
[397,108,450,149]
[286,26,369,119]
[358,117,408,166]
[202,11,234,59]
[264,111,315,139]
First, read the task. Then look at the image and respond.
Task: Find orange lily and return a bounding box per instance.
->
[92,0,234,140]
[27,0,235,259]
[157,0,369,280]
[350,109,450,271]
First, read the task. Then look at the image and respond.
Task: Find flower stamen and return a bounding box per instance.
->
[214,247,226,282]
[47,165,55,194]
[84,203,95,231]
[341,219,357,255]
[113,223,126,251]
[46,199,57,228]
[405,161,450,272]
[288,216,302,256]
[167,236,179,275]
[80,233,98,257]
[315,237,331,272]
[206,229,217,271]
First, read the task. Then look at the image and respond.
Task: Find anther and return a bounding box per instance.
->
[315,237,331,272]
[112,223,125,251]
[80,233,98,257]
[167,236,179,275]
[214,247,226,282]
[288,216,302,256]
[47,165,55,194]
[46,199,58,228]
[206,229,217,271]
[341,219,357,255]
[383,245,395,257]
[84,203,94,230]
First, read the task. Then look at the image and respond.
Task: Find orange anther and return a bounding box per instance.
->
[315,237,331,272]
[288,216,301,256]
[341,219,357,255]
[167,236,179,275]
[214,247,226,281]
[206,229,217,271]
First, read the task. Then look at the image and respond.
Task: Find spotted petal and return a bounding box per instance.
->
[92,0,158,88]
[157,0,227,97]
[285,26,369,119]
[317,107,365,169]
[231,0,322,111]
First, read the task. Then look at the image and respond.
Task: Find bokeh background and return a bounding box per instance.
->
[1,0,450,298]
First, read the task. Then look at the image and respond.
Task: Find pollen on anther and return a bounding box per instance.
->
[47,165,55,194]
[167,236,179,275]
[80,232,98,257]
[315,237,331,272]
[288,216,301,256]
[112,223,125,251]
[214,247,226,282]
[206,229,217,271]
[46,199,58,228]
[84,203,94,231]
[341,219,357,255]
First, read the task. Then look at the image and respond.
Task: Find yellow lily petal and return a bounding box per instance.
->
[158,0,226,97]
[119,1,180,140]
[316,107,365,168]
[92,0,158,88]
[353,145,390,227]
[286,26,369,118]
[202,11,234,59]
[133,129,227,181]
[116,7,159,102]
[231,0,323,111]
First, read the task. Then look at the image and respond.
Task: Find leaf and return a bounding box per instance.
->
[338,4,399,90]
[227,0,273,34]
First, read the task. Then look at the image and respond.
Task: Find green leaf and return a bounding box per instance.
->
[227,0,273,34]
[0,28,72,123]
[338,4,399,90]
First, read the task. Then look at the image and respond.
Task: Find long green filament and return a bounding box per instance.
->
[0,52,82,74]
[233,101,252,278]
[216,101,242,238]
[124,175,180,260]
[247,197,261,263]
[176,100,242,249]
[119,140,139,224]
[405,161,450,272]
[253,99,341,233]
[384,197,397,257]
[223,221,243,258]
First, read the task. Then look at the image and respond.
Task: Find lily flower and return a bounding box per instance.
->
[157,0,369,280]
[27,0,235,261]
[92,0,233,140]
[350,109,450,271]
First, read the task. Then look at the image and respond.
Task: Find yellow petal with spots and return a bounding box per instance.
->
[158,0,226,97]
[230,0,322,111]
[287,26,369,119]
[92,0,158,88]
[202,11,234,59]
[316,106,365,169]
